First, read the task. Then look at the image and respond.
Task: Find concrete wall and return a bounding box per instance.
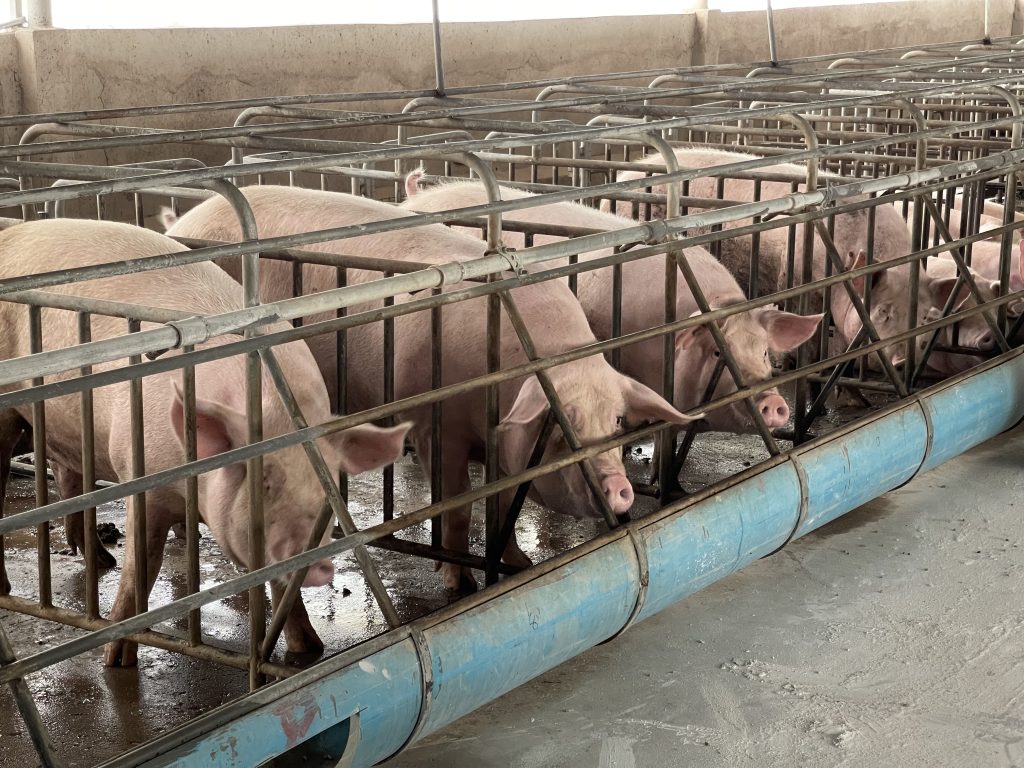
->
[0,1,1005,168]
[708,0,1005,64]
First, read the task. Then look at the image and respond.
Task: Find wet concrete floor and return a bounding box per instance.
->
[0,395,883,767]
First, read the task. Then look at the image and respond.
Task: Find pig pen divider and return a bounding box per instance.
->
[97,348,1024,768]
[4,36,1024,765]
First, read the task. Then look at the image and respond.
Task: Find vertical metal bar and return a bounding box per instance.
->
[182,347,201,647]
[127,318,147,619]
[906,192,924,391]
[28,306,50,608]
[793,213,816,443]
[0,620,63,768]
[77,313,99,620]
[658,247,678,505]
[382,272,395,523]
[335,267,348,505]
[24,0,50,26]
[751,178,763,297]
[484,285,501,586]
[998,169,1016,330]
[430,288,443,549]
[291,262,303,328]
[765,0,779,66]
[240,224,266,692]
[431,0,446,96]
[610,254,624,371]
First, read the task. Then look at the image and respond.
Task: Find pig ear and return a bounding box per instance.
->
[325,421,412,476]
[497,378,550,475]
[759,310,824,353]
[929,277,971,310]
[620,376,701,425]
[159,206,178,232]
[167,380,248,460]
[501,377,549,426]
[844,249,886,294]
[404,167,426,200]
[1010,271,1024,293]
[674,311,707,352]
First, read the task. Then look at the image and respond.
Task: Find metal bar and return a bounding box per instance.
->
[78,313,99,620]
[127,319,148,620]
[28,305,50,608]
[431,0,446,96]
[0,619,62,767]
[765,0,779,66]
[182,347,202,648]
[1,284,1013,687]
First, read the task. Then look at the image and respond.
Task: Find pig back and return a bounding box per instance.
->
[166,185,491,411]
[0,218,321,479]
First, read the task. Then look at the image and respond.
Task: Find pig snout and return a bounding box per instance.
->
[601,474,635,514]
[302,559,336,588]
[972,329,996,352]
[757,392,790,429]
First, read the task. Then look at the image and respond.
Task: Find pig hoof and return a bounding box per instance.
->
[501,550,533,570]
[103,640,138,668]
[442,565,478,595]
[1,570,10,596]
[285,628,325,657]
[94,546,117,570]
[284,646,325,667]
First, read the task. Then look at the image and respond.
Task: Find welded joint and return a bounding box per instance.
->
[332,711,363,768]
[485,244,528,278]
[599,526,650,644]
[911,395,936,481]
[393,627,435,758]
[166,312,277,349]
[762,455,810,558]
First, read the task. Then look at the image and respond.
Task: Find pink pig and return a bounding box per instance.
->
[922,240,1024,376]
[602,147,932,366]
[0,219,410,664]
[164,186,697,592]
[400,171,822,434]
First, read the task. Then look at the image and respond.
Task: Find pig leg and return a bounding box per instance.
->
[0,410,26,596]
[55,464,117,569]
[495,488,533,570]
[413,432,478,593]
[103,494,174,667]
[270,581,324,657]
[649,428,686,498]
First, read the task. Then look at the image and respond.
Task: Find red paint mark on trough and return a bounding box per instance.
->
[273,693,323,749]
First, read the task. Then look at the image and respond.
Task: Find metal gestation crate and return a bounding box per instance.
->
[2,32,1024,768]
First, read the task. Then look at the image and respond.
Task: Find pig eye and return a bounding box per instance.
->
[615,416,623,427]
[713,349,721,358]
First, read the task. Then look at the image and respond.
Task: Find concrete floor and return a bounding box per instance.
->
[387,426,1024,768]
[1,401,1020,767]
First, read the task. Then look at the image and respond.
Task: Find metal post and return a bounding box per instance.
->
[24,0,49,26]
[431,0,446,97]
[765,0,779,66]
[0,620,63,767]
